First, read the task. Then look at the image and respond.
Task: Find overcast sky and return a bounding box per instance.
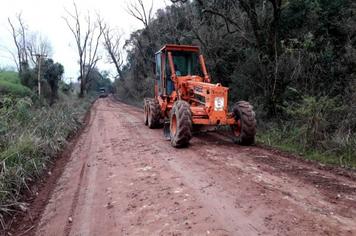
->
[0,0,169,81]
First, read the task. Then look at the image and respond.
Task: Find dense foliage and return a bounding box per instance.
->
[117,0,356,167]
[43,59,64,104]
[18,59,65,104]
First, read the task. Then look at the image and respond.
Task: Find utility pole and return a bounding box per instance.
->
[34,54,47,97]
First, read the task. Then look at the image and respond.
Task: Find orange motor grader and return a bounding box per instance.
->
[144,44,256,147]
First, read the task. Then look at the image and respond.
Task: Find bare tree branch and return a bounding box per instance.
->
[8,13,28,72]
[126,0,153,28]
[63,1,103,97]
[27,32,52,66]
[98,19,124,79]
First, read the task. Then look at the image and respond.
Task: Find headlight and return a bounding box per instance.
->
[214,97,224,111]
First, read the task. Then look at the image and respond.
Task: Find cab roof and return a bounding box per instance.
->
[156,44,200,54]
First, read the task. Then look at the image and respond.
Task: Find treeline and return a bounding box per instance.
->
[1,50,112,104]
[117,0,356,167]
[5,13,113,103]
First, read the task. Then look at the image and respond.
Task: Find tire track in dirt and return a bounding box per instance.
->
[67,100,122,235]
[115,103,268,235]
[35,100,99,235]
[63,106,100,235]
[63,162,86,236]
[110,106,227,234]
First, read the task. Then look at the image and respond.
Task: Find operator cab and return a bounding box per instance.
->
[155,45,204,97]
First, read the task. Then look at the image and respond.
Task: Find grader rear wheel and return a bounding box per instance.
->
[148,100,161,129]
[231,101,256,145]
[170,100,192,148]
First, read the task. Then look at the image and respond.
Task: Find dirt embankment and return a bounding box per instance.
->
[13,98,356,236]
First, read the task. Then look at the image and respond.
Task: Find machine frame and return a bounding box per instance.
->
[144,44,256,147]
[154,44,237,126]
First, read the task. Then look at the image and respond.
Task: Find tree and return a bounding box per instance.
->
[8,13,55,94]
[63,1,103,97]
[43,59,64,105]
[84,67,112,93]
[26,32,53,67]
[126,0,154,28]
[126,0,156,69]
[98,20,124,79]
[8,13,29,73]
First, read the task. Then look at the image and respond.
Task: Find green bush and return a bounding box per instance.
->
[258,96,356,168]
[0,71,34,98]
[285,96,347,148]
[0,80,33,98]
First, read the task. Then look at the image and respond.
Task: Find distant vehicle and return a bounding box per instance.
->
[99,88,108,98]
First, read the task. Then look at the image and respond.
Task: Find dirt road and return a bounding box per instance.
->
[19,98,356,235]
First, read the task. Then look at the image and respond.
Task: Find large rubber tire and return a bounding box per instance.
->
[170,100,192,148]
[148,100,161,129]
[143,99,149,126]
[231,101,256,145]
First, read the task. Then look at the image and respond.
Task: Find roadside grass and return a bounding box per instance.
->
[0,94,93,229]
[257,127,356,169]
[0,71,20,83]
[0,71,33,98]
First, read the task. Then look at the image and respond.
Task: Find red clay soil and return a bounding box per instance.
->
[11,98,356,236]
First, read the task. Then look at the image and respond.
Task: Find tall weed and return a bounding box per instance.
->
[0,95,92,228]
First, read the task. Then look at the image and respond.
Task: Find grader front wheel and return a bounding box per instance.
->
[170,100,192,148]
[231,101,256,145]
[148,100,161,128]
[143,99,149,126]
